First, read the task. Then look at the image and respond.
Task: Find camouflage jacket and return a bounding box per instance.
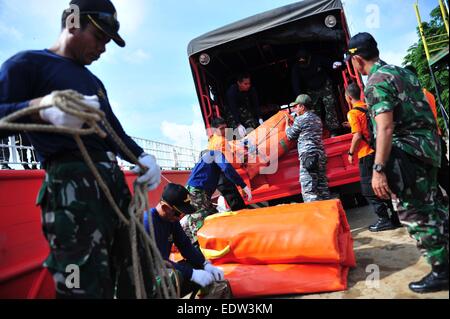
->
[286,111,325,158]
[365,60,441,168]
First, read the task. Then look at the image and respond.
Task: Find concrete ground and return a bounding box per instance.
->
[295,205,449,299]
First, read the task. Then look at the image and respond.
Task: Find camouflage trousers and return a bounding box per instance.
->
[180,186,218,244]
[37,161,136,299]
[299,152,331,203]
[393,162,449,266]
[306,80,340,132]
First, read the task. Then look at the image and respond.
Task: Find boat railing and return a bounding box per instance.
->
[0,134,199,171]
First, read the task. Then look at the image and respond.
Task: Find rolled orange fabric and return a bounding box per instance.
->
[218,263,350,298]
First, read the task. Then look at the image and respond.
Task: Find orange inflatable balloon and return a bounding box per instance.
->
[198,199,356,267]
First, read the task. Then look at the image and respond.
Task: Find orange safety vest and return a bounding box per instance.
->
[423,88,441,136]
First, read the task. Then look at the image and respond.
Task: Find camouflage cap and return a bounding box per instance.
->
[289,94,312,108]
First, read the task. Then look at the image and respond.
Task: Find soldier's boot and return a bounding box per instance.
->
[409,264,449,293]
[390,211,403,228]
[369,217,397,232]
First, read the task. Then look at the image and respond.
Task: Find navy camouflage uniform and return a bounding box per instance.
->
[286,110,331,202]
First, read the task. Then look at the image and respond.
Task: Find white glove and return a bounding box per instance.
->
[131,153,161,191]
[243,186,252,201]
[191,269,214,287]
[333,61,343,70]
[237,124,246,138]
[204,262,224,281]
[258,118,264,125]
[39,93,100,128]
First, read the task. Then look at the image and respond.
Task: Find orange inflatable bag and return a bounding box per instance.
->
[208,134,243,169]
[218,263,350,298]
[208,111,296,178]
[237,111,296,179]
[198,199,355,267]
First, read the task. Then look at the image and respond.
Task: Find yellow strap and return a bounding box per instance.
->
[201,245,231,259]
[205,211,239,222]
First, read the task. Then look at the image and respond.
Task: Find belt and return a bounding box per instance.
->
[43,150,117,169]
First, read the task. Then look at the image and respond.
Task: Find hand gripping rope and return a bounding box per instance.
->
[0,90,178,299]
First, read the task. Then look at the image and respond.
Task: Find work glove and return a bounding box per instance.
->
[242,185,252,201]
[332,61,343,70]
[39,93,100,128]
[204,262,225,281]
[258,118,264,126]
[237,124,246,138]
[191,269,214,287]
[131,153,161,191]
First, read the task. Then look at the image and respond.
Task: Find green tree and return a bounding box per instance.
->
[403,5,449,135]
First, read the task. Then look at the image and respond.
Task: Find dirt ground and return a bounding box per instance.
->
[289,205,449,299]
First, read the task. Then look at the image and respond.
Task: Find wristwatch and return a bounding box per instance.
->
[373,163,385,173]
[348,151,353,156]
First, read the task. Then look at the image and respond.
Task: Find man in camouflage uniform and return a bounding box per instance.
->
[0,0,162,298]
[348,32,448,293]
[226,73,264,138]
[180,150,252,245]
[286,94,331,202]
[39,158,135,298]
[291,49,342,136]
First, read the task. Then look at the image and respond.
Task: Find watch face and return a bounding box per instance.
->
[374,164,383,172]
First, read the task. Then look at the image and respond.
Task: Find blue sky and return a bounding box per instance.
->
[0,0,436,149]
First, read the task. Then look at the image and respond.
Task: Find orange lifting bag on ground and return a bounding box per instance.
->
[218,263,350,298]
[198,199,356,267]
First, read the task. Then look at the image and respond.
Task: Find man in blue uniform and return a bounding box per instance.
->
[226,73,263,137]
[143,183,224,297]
[181,150,252,245]
[0,0,161,298]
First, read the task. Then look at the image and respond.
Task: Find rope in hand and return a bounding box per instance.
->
[0,90,178,299]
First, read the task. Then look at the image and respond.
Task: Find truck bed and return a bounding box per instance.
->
[241,133,360,204]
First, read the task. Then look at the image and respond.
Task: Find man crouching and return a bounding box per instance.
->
[142,183,225,298]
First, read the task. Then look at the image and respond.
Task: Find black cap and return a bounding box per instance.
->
[69,0,125,47]
[347,32,378,60]
[162,183,196,215]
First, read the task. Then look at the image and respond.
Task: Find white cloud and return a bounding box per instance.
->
[160,105,208,150]
[0,0,149,40]
[123,49,150,64]
[381,51,407,66]
[1,0,68,29]
[112,0,149,38]
[0,22,23,40]
[380,31,419,66]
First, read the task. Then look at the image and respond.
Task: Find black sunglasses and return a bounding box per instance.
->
[82,11,120,32]
[162,201,185,217]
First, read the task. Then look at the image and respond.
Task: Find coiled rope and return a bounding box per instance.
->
[0,90,178,299]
